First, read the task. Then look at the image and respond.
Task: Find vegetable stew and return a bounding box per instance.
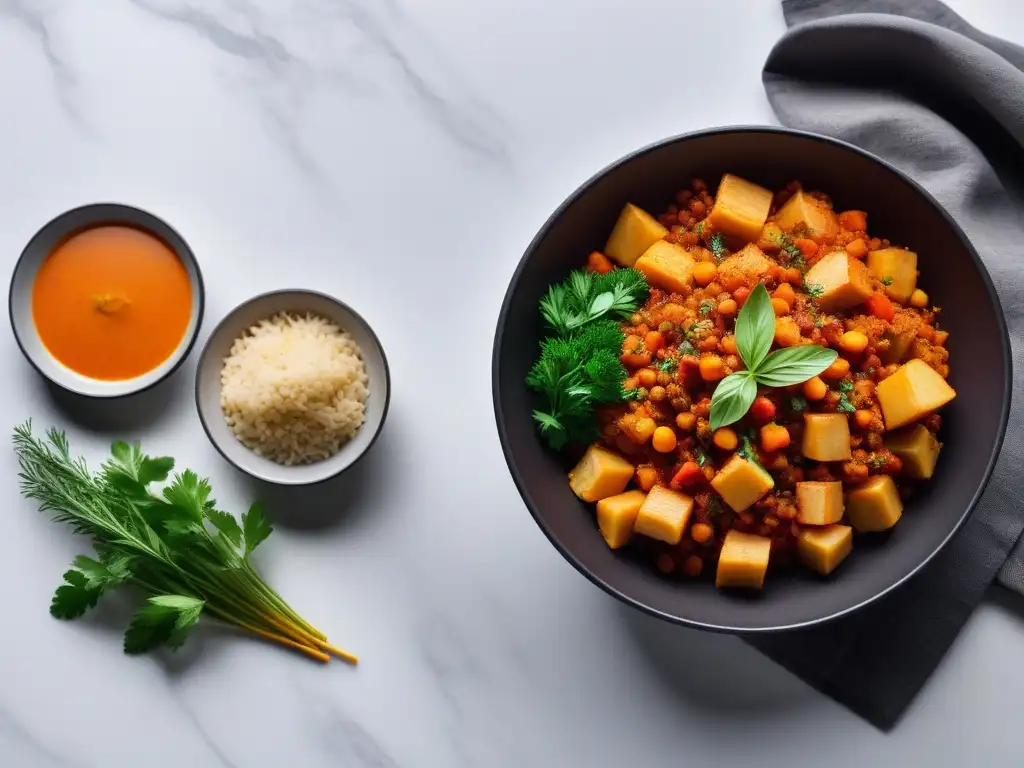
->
[534,174,955,590]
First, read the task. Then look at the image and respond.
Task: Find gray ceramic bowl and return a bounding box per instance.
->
[195,289,390,485]
[9,203,204,398]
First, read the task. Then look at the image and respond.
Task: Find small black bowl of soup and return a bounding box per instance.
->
[9,203,204,398]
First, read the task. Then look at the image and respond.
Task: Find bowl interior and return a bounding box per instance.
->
[196,290,390,485]
[9,204,204,397]
[494,128,1010,631]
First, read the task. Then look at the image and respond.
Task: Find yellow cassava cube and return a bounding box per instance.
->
[716,530,772,589]
[568,444,634,502]
[716,243,773,292]
[797,524,853,575]
[796,481,845,525]
[885,424,942,479]
[596,490,646,550]
[634,241,696,294]
[604,203,669,267]
[802,413,852,462]
[707,174,773,244]
[867,247,918,304]
[710,454,775,512]
[880,307,924,365]
[633,485,695,545]
[876,359,956,431]
[847,475,904,532]
[773,189,839,242]
[803,250,874,312]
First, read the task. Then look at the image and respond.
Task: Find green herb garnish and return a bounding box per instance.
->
[790,396,807,413]
[836,380,857,413]
[804,282,825,300]
[14,424,351,663]
[539,268,648,335]
[695,221,705,235]
[738,432,764,468]
[709,284,837,430]
[868,453,887,469]
[528,269,649,449]
[679,340,698,357]
[694,447,710,467]
[686,319,714,340]
[881,276,893,286]
[699,300,715,316]
[658,357,678,373]
[709,232,727,262]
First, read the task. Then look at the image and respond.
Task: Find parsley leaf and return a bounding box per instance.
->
[50,569,102,619]
[699,300,715,316]
[709,233,727,262]
[124,595,205,655]
[242,501,273,557]
[881,276,893,286]
[804,282,825,299]
[790,396,807,413]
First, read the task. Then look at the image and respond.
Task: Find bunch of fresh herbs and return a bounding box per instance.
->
[14,424,353,664]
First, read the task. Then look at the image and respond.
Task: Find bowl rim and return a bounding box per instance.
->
[194,287,392,486]
[491,124,1012,633]
[8,202,206,399]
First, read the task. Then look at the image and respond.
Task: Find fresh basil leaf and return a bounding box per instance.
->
[753,346,838,387]
[735,283,774,371]
[709,372,757,431]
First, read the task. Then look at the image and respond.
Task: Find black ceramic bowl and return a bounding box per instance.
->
[493,126,1011,632]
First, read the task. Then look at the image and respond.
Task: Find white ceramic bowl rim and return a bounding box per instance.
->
[8,203,205,398]
[193,288,391,486]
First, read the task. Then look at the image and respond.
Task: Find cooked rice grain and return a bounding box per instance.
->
[220,312,369,465]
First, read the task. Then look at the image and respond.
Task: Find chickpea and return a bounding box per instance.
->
[652,426,678,453]
[676,412,697,432]
[910,289,929,308]
[691,523,714,544]
[649,385,667,402]
[693,261,718,286]
[803,376,828,400]
[717,298,738,317]
[682,555,703,577]
[713,427,739,451]
[822,357,851,381]
[637,368,657,388]
[839,331,869,354]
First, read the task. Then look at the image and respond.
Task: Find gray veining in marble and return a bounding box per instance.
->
[2,1,1024,766]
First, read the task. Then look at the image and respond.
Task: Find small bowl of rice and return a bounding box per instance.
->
[195,289,390,485]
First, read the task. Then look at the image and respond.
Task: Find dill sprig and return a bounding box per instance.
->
[14,423,354,664]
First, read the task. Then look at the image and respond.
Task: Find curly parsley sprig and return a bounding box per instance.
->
[528,269,649,449]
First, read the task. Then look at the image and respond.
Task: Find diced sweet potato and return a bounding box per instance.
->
[803,250,874,312]
[885,424,942,480]
[876,359,956,430]
[596,490,646,549]
[710,454,775,512]
[867,247,918,304]
[604,203,669,267]
[716,530,772,589]
[797,524,853,575]
[880,307,923,365]
[707,174,773,244]
[847,475,903,532]
[802,413,852,462]
[773,189,839,243]
[634,241,696,294]
[796,481,845,525]
[633,485,694,545]
[716,243,773,291]
[568,444,634,502]
[774,315,803,347]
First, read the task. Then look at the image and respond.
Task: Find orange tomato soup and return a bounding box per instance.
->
[32,226,192,380]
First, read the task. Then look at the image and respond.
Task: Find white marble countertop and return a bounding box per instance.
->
[2,1,1023,766]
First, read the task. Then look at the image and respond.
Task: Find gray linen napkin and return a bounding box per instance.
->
[748,0,1024,730]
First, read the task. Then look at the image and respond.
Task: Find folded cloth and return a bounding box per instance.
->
[749,0,1024,731]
